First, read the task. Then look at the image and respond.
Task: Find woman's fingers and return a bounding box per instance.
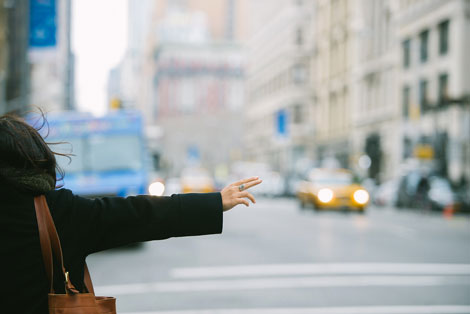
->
[241,179,262,191]
[231,176,259,187]
[238,191,256,204]
[222,177,262,211]
[236,198,250,207]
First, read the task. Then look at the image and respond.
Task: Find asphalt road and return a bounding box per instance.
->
[87,198,470,314]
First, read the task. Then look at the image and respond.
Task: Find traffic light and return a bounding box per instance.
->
[110,98,122,110]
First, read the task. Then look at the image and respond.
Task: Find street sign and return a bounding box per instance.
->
[276,109,288,137]
[414,144,434,160]
[29,0,57,49]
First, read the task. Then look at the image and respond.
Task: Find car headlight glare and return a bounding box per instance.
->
[318,188,334,203]
[149,181,165,196]
[353,189,369,204]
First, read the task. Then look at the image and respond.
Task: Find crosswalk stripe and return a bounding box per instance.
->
[95,275,470,296]
[171,263,470,279]
[122,305,470,314]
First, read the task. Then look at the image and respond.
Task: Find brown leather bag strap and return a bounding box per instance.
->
[34,195,79,294]
[84,263,95,294]
[34,196,54,293]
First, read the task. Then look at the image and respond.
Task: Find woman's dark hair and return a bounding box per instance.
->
[0,111,67,188]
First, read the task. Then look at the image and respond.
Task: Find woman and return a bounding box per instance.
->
[0,113,261,313]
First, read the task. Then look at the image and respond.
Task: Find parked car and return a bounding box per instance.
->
[297,168,369,212]
[396,171,461,211]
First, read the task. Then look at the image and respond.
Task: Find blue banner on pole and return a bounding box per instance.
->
[277,109,288,137]
[29,0,57,49]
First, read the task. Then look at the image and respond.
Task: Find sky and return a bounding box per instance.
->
[72,0,128,115]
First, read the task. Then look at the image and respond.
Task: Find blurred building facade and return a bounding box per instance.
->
[243,0,469,187]
[0,0,30,114]
[0,0,74,115]
[244,0,314,178]
[150,42,244,174]
[396,0,470,184]
[351,0,401,181]
[151,0,248,43]
[135,0,248,176]
[29,0,75,112]
[311,0,354,169]
[107,0,154,109]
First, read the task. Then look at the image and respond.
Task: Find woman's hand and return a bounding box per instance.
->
[221,176,262,212]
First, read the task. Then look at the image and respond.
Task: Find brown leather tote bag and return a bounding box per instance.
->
[34,195,117,314]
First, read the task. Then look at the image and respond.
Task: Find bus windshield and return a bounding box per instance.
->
[89,134,142,172]
[55,138,86,174]
[55,134,142,173]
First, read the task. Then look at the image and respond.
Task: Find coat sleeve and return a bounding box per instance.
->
[50,189,223,255]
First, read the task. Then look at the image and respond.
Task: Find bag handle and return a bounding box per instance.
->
[34,196,54,292]
[34,195,93,295]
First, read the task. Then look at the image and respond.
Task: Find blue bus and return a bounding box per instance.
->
[30,110,150,197]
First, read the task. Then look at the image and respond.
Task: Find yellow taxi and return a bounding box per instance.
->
[297,168,369,212]
[180,167,215,193]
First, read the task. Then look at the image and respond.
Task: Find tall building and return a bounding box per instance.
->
[351,0,400,182]
[151,42,244,174]
[29,0,75,112]
[396,0,470,183]
[311,0,356,168]
[107,0,154,110]
[244,0,314,179]
[151,0,248,43]
[0,0,30,114]
[136,0,247,176]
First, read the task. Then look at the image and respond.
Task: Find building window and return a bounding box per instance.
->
[292,64,306,85]
[419,30,429,63]
[403,85,410,117]
[403,39,411,68]
[419,79,428,113]
[296,28,304,46]
[438,73,449,106]
[292,104,303,124]
[438,20,449,55]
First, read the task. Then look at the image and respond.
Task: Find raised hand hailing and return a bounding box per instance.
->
[220,177,262,212]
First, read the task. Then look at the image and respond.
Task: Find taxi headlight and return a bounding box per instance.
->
[149,181,165,196]
[318,188,334,203]
[353,189,369,204]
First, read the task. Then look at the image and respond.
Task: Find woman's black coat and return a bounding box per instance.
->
[0,183,223,313]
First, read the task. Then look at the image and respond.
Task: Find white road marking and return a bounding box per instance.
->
[122,305,470,314]
[94,275,470,295]
[171,263,470,279]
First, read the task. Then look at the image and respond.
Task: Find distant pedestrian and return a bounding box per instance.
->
[0,112,262,314]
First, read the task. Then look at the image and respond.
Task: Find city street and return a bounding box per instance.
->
[87,198,470,313]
